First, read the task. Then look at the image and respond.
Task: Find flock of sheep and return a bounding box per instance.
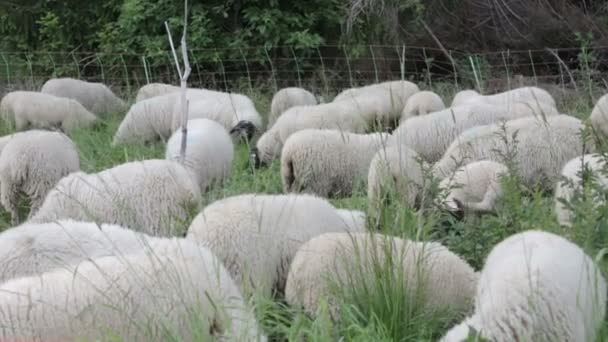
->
[0,77,606,340]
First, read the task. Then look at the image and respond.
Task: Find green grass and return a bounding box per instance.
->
[0,84,606,341]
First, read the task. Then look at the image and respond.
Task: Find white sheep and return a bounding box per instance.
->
[285,232,478,319]
[335,209,367,232]
[440,230,607,342]
[390,101,559,163]
[0,91,97,132]
[400,90,446,122]
[334,80,420,127]
[165,119,234,191]
[40,78,127,116]
[0,238,266,341]
[0,130,80,224]
[186,193,366,297]
[29,159,202,237]
[269,87,317,126]
[281,129,389,197]
[0,220,159,283]
[135,82,180,102]
[251,101,368,167]
[554,154,608,226]
[589,93,608,137]
[367,145,430,210]
[450,86,556,109]
[438,160,509,214]
[433,115,591,190]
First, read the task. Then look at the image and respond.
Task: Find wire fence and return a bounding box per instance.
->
[1,45,607,97]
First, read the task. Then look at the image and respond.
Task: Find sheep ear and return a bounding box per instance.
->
[229,120,256,141]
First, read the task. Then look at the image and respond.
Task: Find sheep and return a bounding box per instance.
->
[335,209,367,231]
[0,220,160,283]
[367,145,430,210]
[390,101,559,163]
[589,93,608,136]
[135,82,180,102]
[285,232,478,319]
[0,130,80,225]
[186,193,366,297]
[281,129,390,197]
[334,80,420,128]
[0,238,266,341]
[269,87,317,126]
[438,160,509,215]
[440,230,607,342]
[165,119,234,191]
[400,90,446,122]
[0,91,97,132]
[554,154,608,226]
[29,159,202,237]
[450,86,556,109]
[175,91,263,140]
[433,115,591,190]
[40,78,127,116]
[251,101,368,167]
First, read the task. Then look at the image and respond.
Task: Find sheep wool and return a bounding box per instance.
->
[0,220,160,283]
[367,145,429,210]
[30,159,202,237]
[41,78,127,116]
[281,129,390,197]
[400,90,446,122]
[450,86,556,109]
[135,83,180,102]
[0,130,80,225]
[438,160,508,214]
[335,209,367,232]
[451,90,481,107]
[390,101,559,163]
[165,119,234,191]
[269,87,317,126]
[186,193,366,297]
[433,115,591,190]
[440,230,606,342]
[285,233,478,319]
[554,154,608,226]
[0,91,97,132]
[0,238,266,341]
[589,93,608,137]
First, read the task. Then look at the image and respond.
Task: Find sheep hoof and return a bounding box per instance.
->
[229,120,256,141]
[249,147,262,170]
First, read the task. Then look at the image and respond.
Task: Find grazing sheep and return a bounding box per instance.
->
[40,78,127,116]
[281,129,389,197]
[554,154,608,226]
[334,80,420,127]
[0,91,97,132]
[285,233,478,319]
[438,160,508,215]
[400,90,446,122]
[440,230,606,342]
[450,86,556,109]
[390,101,559,163]
[367,145,430,210]
[30,159,202,237]
[269,87,317,126]
[0,220,159,283]
[135,82,180,102]
[589,93,608,136]
[0,238,266,341]
[433,115,591,190]
[0,130,80,225]
[165,119,234,191]
[251,102,368,167]
[186,193,366,297]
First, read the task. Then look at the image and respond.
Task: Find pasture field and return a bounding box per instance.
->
[0,83,606,341]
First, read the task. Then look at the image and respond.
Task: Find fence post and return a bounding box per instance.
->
[46,53,56,77]
[71,52,81,79]
[120,54,131,95]
[291,46,302,88]
[394,44,406,81]
[264,47,278,94]
[449,50,458,88]
[342,45,354,88]
[423,47,432,88]
[96,54,106,84]
[469,55,482,93]
[141,55,150,84]
[316,47,329,98]
[216,48,228,91]
[501,50,511,90]
[369,45,379,83]
[24,53,35,90]
[1,53,11,87]
[528,50,538,87]
[239,48,253,93]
